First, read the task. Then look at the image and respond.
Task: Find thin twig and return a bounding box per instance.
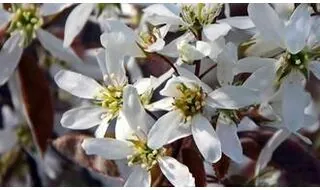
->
[199,63,217,79]
[194,60,201,77]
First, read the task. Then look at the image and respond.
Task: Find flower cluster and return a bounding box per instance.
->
[0,3,319,187]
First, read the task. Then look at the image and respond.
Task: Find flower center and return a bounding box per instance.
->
[173,83,206,120]
[138,26,160,50]
[180,3,222,31]
[95,85,124,117]
[275,51,309,84]
[8,4,43,47]
[127,139,166,171]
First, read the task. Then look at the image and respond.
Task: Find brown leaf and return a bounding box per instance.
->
[18,51,54,155]
[52,133,119,177]
[212,153,230,180]
[239,128,320,186]
[182,148,206,187]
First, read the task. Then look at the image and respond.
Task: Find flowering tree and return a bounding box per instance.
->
[0,3,320,187]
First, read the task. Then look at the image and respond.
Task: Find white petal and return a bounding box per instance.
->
[216,114,244,163]
[0,129,17,154]
[159,32,194,58]
[100,24,144,58]
[40,3,72,16]
[122,85,152,138]
[217,16,254,29]
[0,8,11,29]
[207,37,225,60]
[54,70,102,99]
[95,48,108,77]
[36,29,83,64]
[191,114,221,163]
[147,110,191,149]
[203,23,231,42]
[237,116,259,132]
[248,3,286,48]
[133,77,153,95]
[160,76,183,97]
[63,3,94,47]
[243,64,277,91]
[0,33,23,85]
[282,73,308,132]
[285,4,311,54]
[309,61,320,80]
[94,118,111,138]
[217,42,237,86]
[115,112,136,141]
[124,167,151,187]
[255,129,290,179]
[234,57,277,75]
[61,106,105,130]
[82,138,133,160]
[146,97,174,112]
[208,86,260,109]
[158,156,195,187]
[143,4,183,26]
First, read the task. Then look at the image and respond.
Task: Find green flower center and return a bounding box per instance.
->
[127,139,166,171]
[8,4,43,47]
[173,83,206,120]
[180,3,222,32]
[275,51,309,85]
[95,85,124,117]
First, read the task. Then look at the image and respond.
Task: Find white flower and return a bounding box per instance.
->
[0,3,81,86]
[101,19,170,55]
[143,3,254,41]
[82,85,195,187]
[54,48,161,138]
[147,68,261,163]
[63,3,122,47]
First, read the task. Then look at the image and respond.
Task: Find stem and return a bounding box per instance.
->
[156,53,180,76]
[194,60,201,77]
[199,63,217,79]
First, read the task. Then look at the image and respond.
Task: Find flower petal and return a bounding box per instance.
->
[54,70,102,99]
[309,61,320,80]
[191,114,221,163]
[95,48,108,77]
[218,16,255,29]
[63,3,94,47]
[0,33,23,85]
[282,72,308,132]
[203,23,231,42]
[0,8,11,29]
[143,4,183,26]
[147,110,191,149]
[208,86,260,109]
[145,38,165,52]
[158,156,195,187]
[61,106,105,130]
[242,64,277,91]
[122,85,153,139]
[124,167,151,187]
[284,4,311,54]
[217,42,237,86]
[248,3,286,48]
[216,113,244,163]
[40,3,72,16]
[237,116,259,132]
[82,138,133,160]
[146,97,174,112]
[234,57,277,75]
[255,129,290,182]
[94,118,111,138]
[36,29,83,64]
[0,129,17,154]
[115,112,136,141]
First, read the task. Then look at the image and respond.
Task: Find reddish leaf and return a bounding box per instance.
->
[212,153,230,180]
[52,133,119,177]
[181,148,206,187]
[239,129,320,186]
[18,52,54,155]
